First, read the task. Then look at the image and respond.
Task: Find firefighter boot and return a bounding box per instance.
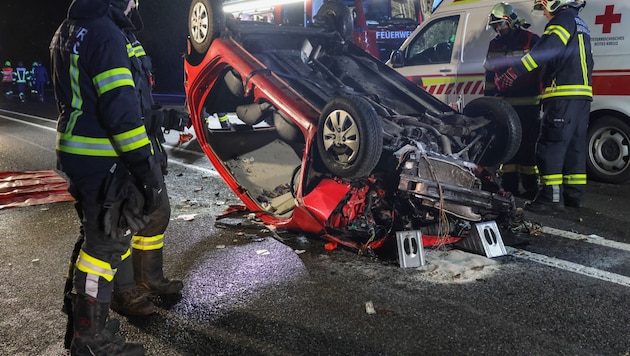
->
[112,255,155,316]
[133,248,183,295]
[520,174,539,201]
[500,172,519,196]
[70,294,145,356]
[111,287,156,316]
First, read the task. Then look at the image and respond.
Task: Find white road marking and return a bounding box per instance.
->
[0,114,56,132]
[0,112,219,176]
[542,226,630,252]
[507,246,630,287]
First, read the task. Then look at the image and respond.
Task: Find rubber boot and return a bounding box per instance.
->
[70,294,145,356]
[500,172,519,196]
[133,248,183,295]
[521,173,539,200]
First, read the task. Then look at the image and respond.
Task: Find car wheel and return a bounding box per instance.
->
[463,97,522,167]
[316,96,383,179]
[188,0,225,60]
[587,115,630,184]
[314,0,354,40]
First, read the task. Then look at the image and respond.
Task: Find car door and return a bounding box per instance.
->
[394,14,463,108]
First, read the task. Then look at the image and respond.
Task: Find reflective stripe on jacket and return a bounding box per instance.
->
[50,2,152,164]
[513,7,593,102]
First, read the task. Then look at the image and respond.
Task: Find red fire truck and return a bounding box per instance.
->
[223,0,423,61]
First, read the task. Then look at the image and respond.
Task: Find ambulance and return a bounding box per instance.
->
[390,0,630,184]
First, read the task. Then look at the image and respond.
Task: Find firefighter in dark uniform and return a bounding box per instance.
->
[51,0,163,353]
[484,2,541,199]
[495,0,592,211]
[108,0,184,317]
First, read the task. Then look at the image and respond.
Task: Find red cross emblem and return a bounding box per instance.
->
[595,4,622,34]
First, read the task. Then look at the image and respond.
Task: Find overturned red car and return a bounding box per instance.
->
[183,0,521,254]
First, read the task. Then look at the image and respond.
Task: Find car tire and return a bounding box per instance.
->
[314,0,354,40]
[187,0,225,62]
[463,97,522,167]
[316,96,383,179]
[587,115,630,184]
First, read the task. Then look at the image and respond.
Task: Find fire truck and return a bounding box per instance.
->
[223,0,424,61]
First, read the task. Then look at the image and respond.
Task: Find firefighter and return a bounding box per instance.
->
[13,61,31,102]
[108,0,184,317]
[51,0,164,353]
[495,0,592,212]
[484,2,541,199]
[31,61,50,103]
[2,61,14,97]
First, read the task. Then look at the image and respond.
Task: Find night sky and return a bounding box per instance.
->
[0,0,191,94]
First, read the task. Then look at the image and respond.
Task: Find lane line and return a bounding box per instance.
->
[0,108,55,122]
[1,112,218,176]
[542,226,630,252]
[507,246,630,287]
[0,114,56,132]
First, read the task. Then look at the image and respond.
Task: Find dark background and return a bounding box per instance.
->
[0,0,191,94]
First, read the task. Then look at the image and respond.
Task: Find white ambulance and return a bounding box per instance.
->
[390,0,630,184]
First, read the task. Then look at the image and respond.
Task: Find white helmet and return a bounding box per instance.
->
[488,2,520,29]
[533,0,585,13]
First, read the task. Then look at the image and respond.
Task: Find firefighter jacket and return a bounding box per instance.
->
[111,3,169,172]
[125,31,169,172]
[50,0,152,166]
[512,7,593,102]
[2,66,13,83]
[110,5,169,170]
[484,27,541,106]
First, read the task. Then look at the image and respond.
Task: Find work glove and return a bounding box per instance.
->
[127,157,164,215]
[495,67,517,92]
[121,183,150,232]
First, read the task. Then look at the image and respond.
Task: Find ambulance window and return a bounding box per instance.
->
[405,15,459,65]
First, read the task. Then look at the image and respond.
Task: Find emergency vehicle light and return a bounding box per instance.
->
[223,0,304,13]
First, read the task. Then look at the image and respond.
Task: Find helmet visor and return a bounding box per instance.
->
[533,1,545,11]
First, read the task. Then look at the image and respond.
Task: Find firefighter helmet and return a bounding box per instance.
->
[4,61,10,67]
[488,3,519,28]
[533,0,585,13]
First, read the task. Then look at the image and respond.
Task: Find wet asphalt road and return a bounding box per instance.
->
[1,98,630,355]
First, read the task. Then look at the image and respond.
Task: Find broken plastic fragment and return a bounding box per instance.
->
[365,301,376,315]
[256,249,270,255]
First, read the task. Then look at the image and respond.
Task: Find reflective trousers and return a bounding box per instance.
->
[536,99,590,204]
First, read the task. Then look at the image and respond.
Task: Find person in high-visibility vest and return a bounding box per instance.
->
[484,2,541,200]
[52,0,163,353]
[2,61,14,97]
[12,61,32,102]
[496,0,593,212]
[109,0,184,317]
[31,61,50,103]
